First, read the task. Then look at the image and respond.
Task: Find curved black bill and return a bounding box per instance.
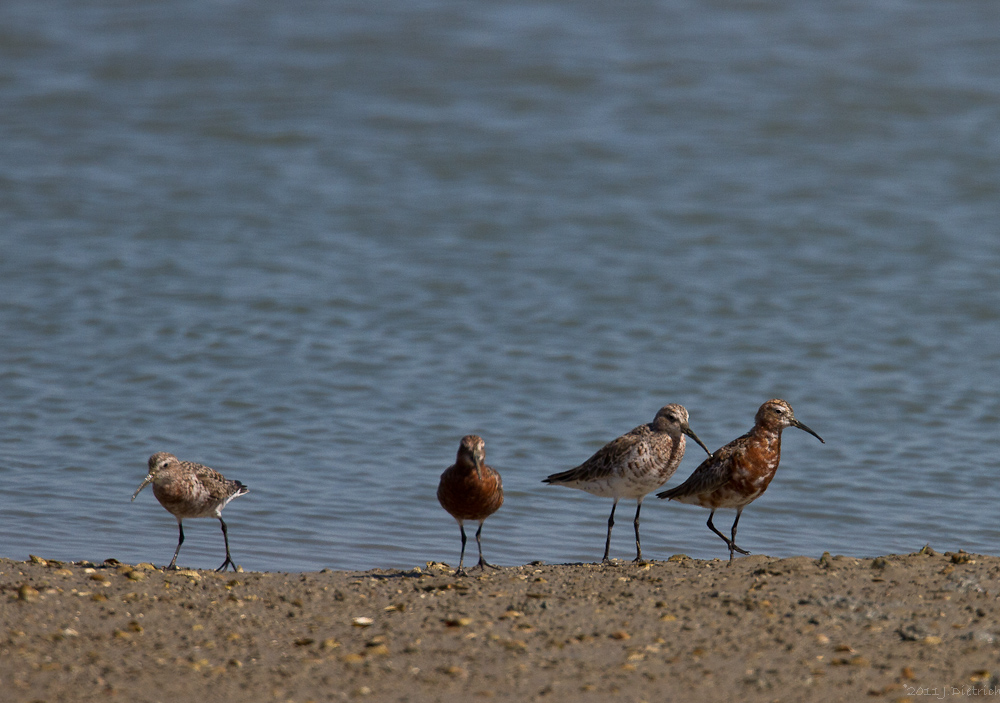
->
[793,420,824,444]
[684,426,712,456]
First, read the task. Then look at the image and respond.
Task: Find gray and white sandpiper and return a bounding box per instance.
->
[543,404,710,563]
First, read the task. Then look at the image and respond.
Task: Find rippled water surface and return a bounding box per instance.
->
[1,0,999,571]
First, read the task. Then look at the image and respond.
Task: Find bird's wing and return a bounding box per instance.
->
[657,433,749,499]
[543,425,650,484]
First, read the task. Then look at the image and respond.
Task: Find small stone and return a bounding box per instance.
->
[17,585,39,602]
[29,555,47,566]
[352,617,373,628]
[610,631,630,640]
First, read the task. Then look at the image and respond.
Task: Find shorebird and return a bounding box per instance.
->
[132,452,249,572]
[437,435,504,575]
[657,399,824,562]
[543,404,710,563]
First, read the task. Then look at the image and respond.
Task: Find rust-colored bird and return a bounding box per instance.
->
[543,404,710,563]
[132,452,248,571]
[657,399,824,562]
[437,435,504,575]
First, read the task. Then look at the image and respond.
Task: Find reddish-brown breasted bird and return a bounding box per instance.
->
[437,435,504,575]
[657,399,823,562]
[132,452,248,571]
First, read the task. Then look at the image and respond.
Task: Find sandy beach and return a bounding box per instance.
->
[2,549,998,702]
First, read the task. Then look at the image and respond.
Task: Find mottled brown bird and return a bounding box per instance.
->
[657,399,824,562]
[543,404,710,563]
[437,435,504,575]
[132,452,248,571]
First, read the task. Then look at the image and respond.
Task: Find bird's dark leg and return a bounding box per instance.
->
[707,510,750,563]
[455,523,468,576]
[729,509,750,558]
[632,499,644,563]
[167,520,184,570]
[603,500,619,564]
[707,510,735,561]
[216,517,237,572]
[474,522,499,570]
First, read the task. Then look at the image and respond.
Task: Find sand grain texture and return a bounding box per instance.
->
[2,550,998,702]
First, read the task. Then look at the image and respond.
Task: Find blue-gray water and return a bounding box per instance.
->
[1,0,999,572]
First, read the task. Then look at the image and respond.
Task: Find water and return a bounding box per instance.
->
[1,0,999,572]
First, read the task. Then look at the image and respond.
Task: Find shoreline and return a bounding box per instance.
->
[3,549,998,702]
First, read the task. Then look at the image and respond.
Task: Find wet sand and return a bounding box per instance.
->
[2,549,998,702]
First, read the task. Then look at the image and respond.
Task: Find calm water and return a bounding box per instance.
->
[1,0,999,572]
